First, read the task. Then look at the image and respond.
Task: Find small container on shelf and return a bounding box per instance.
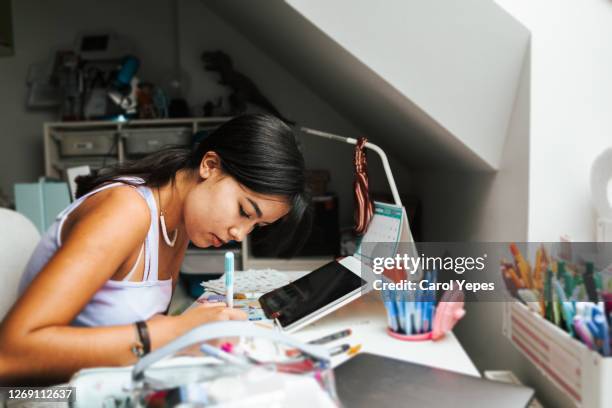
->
[54,130,118,157]
[122,127,191,156]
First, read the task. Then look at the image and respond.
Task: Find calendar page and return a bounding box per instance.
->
[354,201,420,281]
[355,202,403,262]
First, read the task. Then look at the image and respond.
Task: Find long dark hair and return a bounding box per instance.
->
[76,114,312,256]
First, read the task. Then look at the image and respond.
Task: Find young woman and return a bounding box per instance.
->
[0,114,311,385]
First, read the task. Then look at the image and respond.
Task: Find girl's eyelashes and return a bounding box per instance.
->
[240,204,268,228]
[239,204,251,219]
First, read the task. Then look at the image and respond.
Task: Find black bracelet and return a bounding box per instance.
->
[132,321,151,357]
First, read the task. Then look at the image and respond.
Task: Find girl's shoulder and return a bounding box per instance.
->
[60,184,152,244]
[84,184,150,214]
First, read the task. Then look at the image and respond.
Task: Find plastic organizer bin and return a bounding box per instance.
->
[503,301,612,407]
[54,130,117,156]
[122,127,191,155]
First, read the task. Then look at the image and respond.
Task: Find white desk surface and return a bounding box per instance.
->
[281,271,480,378]
[289,292,479,377]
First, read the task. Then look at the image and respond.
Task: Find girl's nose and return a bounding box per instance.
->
[229,226,246,242]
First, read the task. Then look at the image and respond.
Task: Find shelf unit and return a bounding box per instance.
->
[43,117,231,179]
[43,118,331,272]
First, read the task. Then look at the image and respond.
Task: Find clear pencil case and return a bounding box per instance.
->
[69,321,338,407]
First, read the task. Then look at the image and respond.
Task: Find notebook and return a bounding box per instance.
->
[334,353,534,408]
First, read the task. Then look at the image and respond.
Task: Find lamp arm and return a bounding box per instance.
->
[300,127,402,207]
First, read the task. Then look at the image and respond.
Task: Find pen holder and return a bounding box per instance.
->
[383,288,465,342]
[382,287,434,341]
[387,328,432,341]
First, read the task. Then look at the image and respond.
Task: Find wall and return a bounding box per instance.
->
[285,0,529,170]
[177,0,414,226]
[412,46,585,407]
[495,0,612,242]
[423,0,612,404]
[0,0,14,56]
[489,1,612,405]
[0,0,413,227]
[0,0,174,199]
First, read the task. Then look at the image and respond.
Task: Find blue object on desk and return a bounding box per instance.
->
[382,273,441,336]
[396,293,406,333]
[384,296,399,332]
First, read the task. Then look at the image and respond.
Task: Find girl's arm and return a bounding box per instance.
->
[0,187,245,385]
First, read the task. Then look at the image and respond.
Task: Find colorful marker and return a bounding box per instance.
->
[225,251,234,308]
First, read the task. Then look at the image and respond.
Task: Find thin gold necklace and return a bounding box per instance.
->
[157,187,178,247]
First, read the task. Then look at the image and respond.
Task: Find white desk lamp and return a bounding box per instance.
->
[300,127,403,208]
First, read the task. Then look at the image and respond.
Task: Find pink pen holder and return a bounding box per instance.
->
[387,329,433,341]
[386,288,466,342]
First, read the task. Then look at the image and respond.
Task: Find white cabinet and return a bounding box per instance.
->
[43,118,230,179]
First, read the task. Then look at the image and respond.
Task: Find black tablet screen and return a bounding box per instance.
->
[259,261,366,327]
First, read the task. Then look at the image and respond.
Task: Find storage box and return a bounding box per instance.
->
[14,180,71,233]
[122,127,191,155]
[503,301,612,407]
[54,130,117,156]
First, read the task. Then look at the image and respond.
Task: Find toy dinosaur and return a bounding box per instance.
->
[202,50,293,124]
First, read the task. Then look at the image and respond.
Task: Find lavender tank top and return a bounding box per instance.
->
[18,177,172,327]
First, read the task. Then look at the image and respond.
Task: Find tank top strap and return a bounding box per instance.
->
[136,185,159,282]
[121,244,144,282]
[114,179,158,282]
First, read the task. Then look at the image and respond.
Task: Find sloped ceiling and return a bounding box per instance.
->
[203,0,530,171]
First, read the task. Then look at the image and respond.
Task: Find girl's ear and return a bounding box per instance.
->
[199,152,221,180]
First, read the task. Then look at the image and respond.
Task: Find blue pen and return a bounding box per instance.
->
[415,290,423,334]
[396,291,406,333]
[225,252,234,308]
[592,308,611,356]
[584,306,604,353]
[573,316,596,350]
[383,287,399,332]
[385,299,399,332]
[404,289,415,335]
[404,297,413,335]
[424,273,434,333]
[428,272,436,322]
[554,279,575,335]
